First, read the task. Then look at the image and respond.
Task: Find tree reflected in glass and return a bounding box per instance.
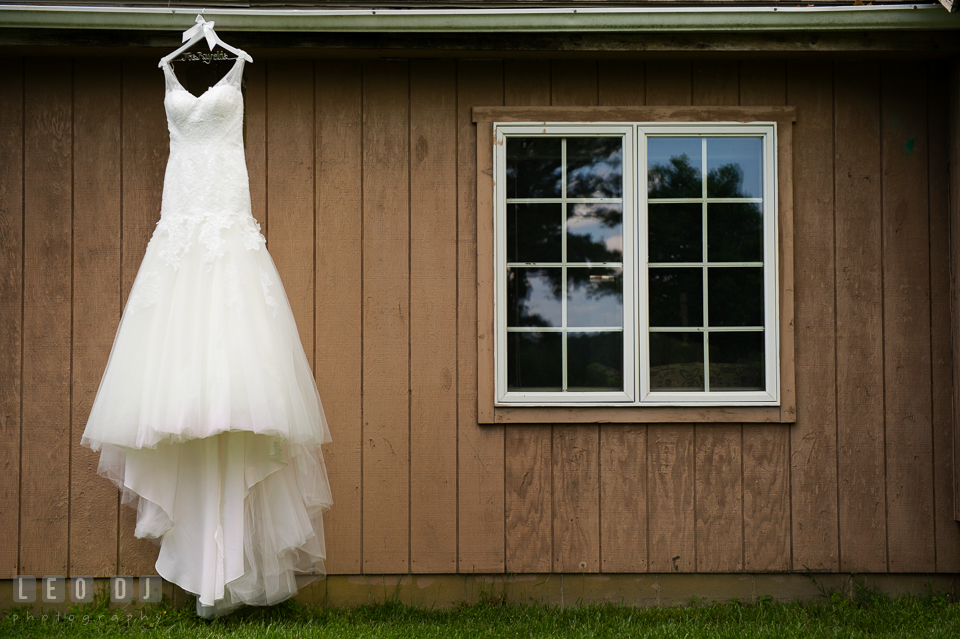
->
[647,140,765,392]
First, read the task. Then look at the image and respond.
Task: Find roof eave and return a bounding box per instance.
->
[1,4,958,33]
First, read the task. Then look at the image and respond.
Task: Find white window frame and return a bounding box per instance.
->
[494,124,636,405]
[493,121,780,407]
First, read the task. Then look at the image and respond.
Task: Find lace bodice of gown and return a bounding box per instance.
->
[154,57,265,271]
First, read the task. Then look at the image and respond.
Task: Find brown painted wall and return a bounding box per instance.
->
[1,55,958,579]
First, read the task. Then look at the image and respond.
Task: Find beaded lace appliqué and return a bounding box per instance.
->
[128,214,267,312]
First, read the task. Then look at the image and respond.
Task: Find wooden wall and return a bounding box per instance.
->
[1,55,958,579]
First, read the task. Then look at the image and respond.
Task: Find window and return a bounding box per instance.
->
[490,119,783,411]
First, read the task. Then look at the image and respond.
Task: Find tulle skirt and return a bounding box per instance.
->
[81,218,332,618]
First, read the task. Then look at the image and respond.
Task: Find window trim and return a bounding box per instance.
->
[473,106,797,425]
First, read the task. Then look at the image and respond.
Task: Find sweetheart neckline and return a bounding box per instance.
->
[168,83,239,101]
[162,56,243,100]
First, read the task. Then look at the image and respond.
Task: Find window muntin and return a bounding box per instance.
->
[494,122,778,407]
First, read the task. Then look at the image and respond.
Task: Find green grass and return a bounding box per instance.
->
[2,584,958,638]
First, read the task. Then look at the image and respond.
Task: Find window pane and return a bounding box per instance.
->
[649,267,703,328]
[708,267,763,327]
[649,203,702,263]
[567,203,623,263]
[508,332,562,390]
[507,268,562,327]
[650,332,704,391]
[568,332,623,391]
[706,137,762,199]
[506,137,562,199]
[648,137,702,199]
[507,203,562,263]
[566,137,623,199]
[708,203,762,263]
[709,332,764,391]
[567,267,622,328]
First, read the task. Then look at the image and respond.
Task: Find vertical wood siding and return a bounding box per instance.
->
[1,56,958,578]
[0,56,24,579]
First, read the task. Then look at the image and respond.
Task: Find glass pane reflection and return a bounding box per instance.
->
[709,332,764,390]
[507,203,562,263]
[508,332,562,391]
[650,332,704,391]
[568,332,623,391]
[567,203,622,263]
[649,203,702,263]
[707,267,763,327]
[649,267,703,328]
[648,137,702,198]
[708,203,762,262]
[507,268,562,327]
[706,137,762,199]
[567,268,623,328]
[566,137,623,199]
[506,138,562,199]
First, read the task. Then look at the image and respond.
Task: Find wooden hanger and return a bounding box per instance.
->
[159,14,253,68]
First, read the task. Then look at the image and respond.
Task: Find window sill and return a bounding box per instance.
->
[485,404,793,424]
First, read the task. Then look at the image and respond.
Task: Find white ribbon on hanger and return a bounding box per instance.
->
[182,15,219,51]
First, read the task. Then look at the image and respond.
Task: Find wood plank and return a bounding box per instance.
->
[457,60,505,573]
[20,57,72,576]
[645,61,691,106]
[692,61,739,106]
[777,106,798,426]
[928,59,960,572]
[501,58,553,575]
[598,60,645,107]
[600,425,647,573]
[787,60,839,572]
[882,60,936,572]
[952,60,960,523]
[474,106,796,124]
[742,425,790,571]
[834,60,887,573]
[70,58,122,577]
[119,57,166,576]
[409,59,458,573]
[362,60,410,573]
[739,60,791,573]
[695,426,743,572]
[552,60,598,106]
[648,425,695,572]
[739,60,787,107]
[0,57,23,579]
[315,61,363,574]
[553,426,600,573]
[504,426,552,573]
[476,120,496,427]
[486,405,786,424]
[596,61,647,576]
[244,59,267,237]
[267,59,315,362]
[504,59,550,107]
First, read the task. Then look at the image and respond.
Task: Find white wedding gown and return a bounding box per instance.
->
[81,55,333,619]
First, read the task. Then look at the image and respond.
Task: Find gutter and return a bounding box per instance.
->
[0,4,958,33]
